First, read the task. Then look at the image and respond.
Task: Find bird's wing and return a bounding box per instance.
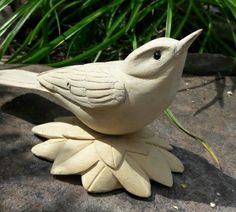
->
[38,65,126,110]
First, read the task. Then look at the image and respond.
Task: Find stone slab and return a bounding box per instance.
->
[0,65,235,211]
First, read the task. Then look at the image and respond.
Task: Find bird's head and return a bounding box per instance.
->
[124,29,202,78]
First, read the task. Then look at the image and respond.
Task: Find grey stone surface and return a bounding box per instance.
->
[0,65,236,211]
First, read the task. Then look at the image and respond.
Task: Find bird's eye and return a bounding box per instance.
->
[67,82,71,89]
[153,50,161,60]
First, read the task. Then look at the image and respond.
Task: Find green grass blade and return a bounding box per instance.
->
[138,0,165,21]
[61,0,101,23]
[0,0,43,58]
[50,28,125,67]
[224,0,236,19]
[93,50,102,62]
[199,20,212,53]
[107,10,128,36]
[132,31,137,50]
[92,7,128,62]
[20,0,123,63]
[125,0,143,33]
[165,0,173,37]
[142,12,167,43]
[216,0,236,48]
[107,7,118,31]
[192,3,235,57]
[173,0,193,38]
[164,109,220,166]
[0,6,25,36]
[60,1,83,12]
[28,0,65,44]
[0,0,13,12]
[51,1,61,36]
[80,0,99,10]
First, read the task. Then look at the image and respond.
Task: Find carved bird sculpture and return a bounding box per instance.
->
[0,30,202,197]
[0,30,202,135]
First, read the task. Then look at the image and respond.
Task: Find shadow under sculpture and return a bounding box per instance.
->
[0,30,202,197]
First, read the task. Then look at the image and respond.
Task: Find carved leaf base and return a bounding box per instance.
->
[31,117,184,198]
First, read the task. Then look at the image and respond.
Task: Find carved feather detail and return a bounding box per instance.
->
[38,68,126,109]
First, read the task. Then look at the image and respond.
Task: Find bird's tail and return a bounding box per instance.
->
[0,69,48,92]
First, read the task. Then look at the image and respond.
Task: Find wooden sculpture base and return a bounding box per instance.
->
[31,117,184,198]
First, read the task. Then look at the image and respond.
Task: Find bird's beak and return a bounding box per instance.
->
[175,29,202,55]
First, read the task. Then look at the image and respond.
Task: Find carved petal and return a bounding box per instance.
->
[159,149,184,173]
[112,154,151,197]
[131,127,155,138]
[125,138,149,155]
[32,122,96,140]
[52,139,92,164]
[129,148,173,187]
[145,135,173,150]
[82,161,122,192]
[31,138,66,161]
[51,140,96,175]
[62,125,99,140]
[147,149,173,187]
[94,139,125,169]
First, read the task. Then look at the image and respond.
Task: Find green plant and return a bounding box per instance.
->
[164,109,219,165]
[0,0,235,66]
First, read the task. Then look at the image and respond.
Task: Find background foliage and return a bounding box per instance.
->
[0,0,235,67]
